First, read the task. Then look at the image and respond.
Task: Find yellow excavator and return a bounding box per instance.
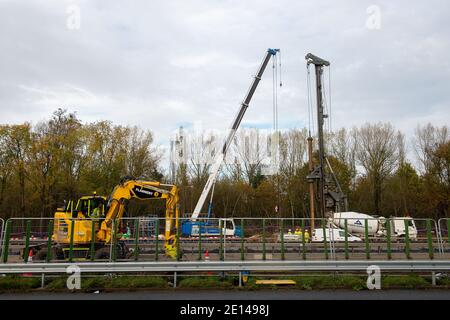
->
[32,177,180,260]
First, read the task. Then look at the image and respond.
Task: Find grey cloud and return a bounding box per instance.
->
[0,0,449,167]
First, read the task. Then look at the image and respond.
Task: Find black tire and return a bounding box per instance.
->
[94,247,111,260]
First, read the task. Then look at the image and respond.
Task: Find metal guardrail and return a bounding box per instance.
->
[1,260,450,274]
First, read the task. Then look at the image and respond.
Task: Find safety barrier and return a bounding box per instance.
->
[0,216,447,264]
[1,260,449,274]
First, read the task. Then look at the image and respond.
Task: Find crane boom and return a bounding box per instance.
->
[191,48,279,219]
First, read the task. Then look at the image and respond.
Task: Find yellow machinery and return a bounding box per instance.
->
[33,177,180,260]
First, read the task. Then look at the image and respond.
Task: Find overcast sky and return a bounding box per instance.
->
[1,0,449,168]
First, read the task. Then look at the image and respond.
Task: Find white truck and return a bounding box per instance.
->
[331,212,418,240]
[311,228,362,242]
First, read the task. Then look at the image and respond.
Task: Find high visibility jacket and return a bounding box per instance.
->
[91,207,100,218]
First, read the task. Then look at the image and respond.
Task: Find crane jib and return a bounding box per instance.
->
[191,48,279,217]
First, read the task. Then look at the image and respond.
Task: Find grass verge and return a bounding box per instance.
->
[0,273,449,292]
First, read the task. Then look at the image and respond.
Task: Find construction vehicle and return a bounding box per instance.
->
[311,227,362,242]
[331,211,418,240]
[303,55,417,241]
[31,177,180,260]
[182,218,241,237]
[182,48,280,237]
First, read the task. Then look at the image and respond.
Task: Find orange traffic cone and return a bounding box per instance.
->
[27,249,33,263]
[205,249,210,261]
[23,250,33,277]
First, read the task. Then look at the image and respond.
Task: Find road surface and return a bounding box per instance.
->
[1,289,450,300]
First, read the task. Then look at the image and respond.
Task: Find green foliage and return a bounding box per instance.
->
[382,275,429,289]
[0,109,162,219]
[178,276,234,288]
[291,275,366,291]
[82,277,108,289]
[0,110,448,221]
[0,274,446,292]
[0,276,41,291]
[106,276,168,288]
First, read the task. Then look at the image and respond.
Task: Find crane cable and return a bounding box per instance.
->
[272,54,281,133]
[322,66,332,135]
[306,64,314,137]
[328,65,332,133]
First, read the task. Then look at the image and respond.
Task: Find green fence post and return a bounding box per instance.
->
[280,219,285,261]
[23,220,31,263]
[46,220,54,263]
[404,219,411,259]
[90,219,96,261]
[197,222,202,261]
[386,218,392,260]
[111,220,118,262]
[364,219,370,260]
[68,219,75,262]
[426,220,434,260]
[322,220,328,260]
[219,221,224,261]
[240,219,245,261]
[134,219,140,261]
[301,219,306,260]
[447,219,450,246]
[2,220,11,263]
[155,219,159,261]
[262,219,266,261]
[344,219,349,260]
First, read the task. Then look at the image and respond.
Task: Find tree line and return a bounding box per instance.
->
[0,109,448,220]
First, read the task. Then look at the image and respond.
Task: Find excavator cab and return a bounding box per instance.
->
[77,195,107,218]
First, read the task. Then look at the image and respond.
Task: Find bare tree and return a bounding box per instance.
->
[279,128,308,178]
[353,123,400,215]
[229,128,270,188]
[413,123,449,174]
[329,128,357,186]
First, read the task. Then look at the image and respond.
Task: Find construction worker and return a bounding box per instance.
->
[122,223,131,239]
[91,204,101,219]
[294,227,302,236]
[288,229,292,235]
[304,229,310,242]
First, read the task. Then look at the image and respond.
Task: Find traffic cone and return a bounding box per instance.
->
[23,250,33,277]
[27,249,33,263]
[205,249,210,261]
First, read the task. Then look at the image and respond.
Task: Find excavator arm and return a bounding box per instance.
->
[97,178,180,259]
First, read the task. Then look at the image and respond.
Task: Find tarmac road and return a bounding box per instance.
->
[1,289,450,300]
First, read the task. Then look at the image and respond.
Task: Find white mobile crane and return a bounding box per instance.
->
[181,48,280,237]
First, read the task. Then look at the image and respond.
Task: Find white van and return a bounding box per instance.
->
[311,228,362,242]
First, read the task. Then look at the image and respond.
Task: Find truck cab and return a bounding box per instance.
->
[388,217,417,240]
[182,218,242,237]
